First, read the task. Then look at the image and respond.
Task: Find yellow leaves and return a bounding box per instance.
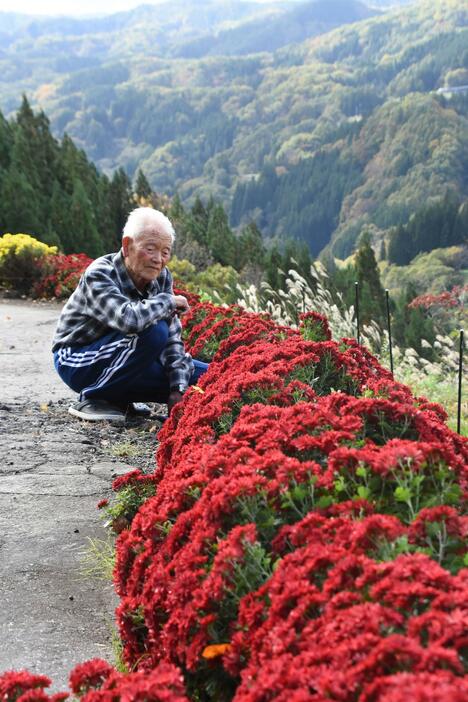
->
[201,643,231,659]
[190,385,205,394]
[0,233,57,263]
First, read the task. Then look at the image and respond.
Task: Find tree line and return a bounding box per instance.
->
[0,98,455,356]
[169,194,314,289]
[329,232,439,359]
[387,193,467,266]
[0,97,314,289]
[0,96,138,257]
[230,144,362,257]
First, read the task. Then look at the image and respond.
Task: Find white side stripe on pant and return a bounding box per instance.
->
[82,335,139,395]
[58,336,136,368]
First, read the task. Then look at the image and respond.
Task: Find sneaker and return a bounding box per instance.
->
[112,402,152,417]
[68,399,126,424]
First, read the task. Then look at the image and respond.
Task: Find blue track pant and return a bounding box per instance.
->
[53,321,208,403]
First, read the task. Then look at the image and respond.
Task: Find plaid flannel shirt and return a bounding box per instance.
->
[52,250,194,390]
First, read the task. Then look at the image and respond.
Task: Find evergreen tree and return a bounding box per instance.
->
[191,196,208,225]
[206,204,238,268]
[0,112,12,173]
[0,101,140,254]
[95,175,116,252]
[134,169,152,200]
[108,168,134,248]
[392,285,436,360]
[264,244,284,290]
[58,134,84,194]
[354,232,386,324]
[69,179,103,257]
[12,97,59,222]
[379,239,386,261]
[230,182,245,226]
[387,224,413,265]
[189,196,209,245]
[238,222,265,269]
[453,201,468,244]
[0,164,42,235]
[56,132,110,251]
[405,306,436,358]
[48,180,71,250]
[387,195,465,266]
[329,262,357,310]
[169,193,186,223]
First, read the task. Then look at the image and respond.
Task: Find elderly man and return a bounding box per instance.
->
[52,207,207,423]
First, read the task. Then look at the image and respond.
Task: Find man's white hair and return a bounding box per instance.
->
[122,207,175,243]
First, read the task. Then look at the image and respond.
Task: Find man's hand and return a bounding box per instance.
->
[167,390,184,414]
[173,294,190,315]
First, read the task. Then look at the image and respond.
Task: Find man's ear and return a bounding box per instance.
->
[122,236,131,257]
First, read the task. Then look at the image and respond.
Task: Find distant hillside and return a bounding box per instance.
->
[173,0,378,58]
[0,2,283,38]
[0,1,291,112]
[0,0,466,261]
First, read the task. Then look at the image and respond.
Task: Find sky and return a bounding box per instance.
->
[0,0,280,17]
[0,0,160,15]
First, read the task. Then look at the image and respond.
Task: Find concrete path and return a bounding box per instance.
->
[0,299,157,690]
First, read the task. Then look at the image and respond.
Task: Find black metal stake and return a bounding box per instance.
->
[355,281,360,345]
[385,289,394,376]
[458,329,464,435]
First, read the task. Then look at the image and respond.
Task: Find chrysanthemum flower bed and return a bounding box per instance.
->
[2,300,467,702]
[112,301,467,700]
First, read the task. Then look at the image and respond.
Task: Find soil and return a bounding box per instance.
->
[0,298,165,689]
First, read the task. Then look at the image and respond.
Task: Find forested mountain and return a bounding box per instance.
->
[0,96,316,297]
[173,0,378,58]
[0,0,466,261]
[0,0,290,106]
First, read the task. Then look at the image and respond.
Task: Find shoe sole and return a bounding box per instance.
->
[68,406,126,424]
[127,409,152,417]
[154,414,168,423]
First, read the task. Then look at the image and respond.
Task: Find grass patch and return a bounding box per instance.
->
[109,440,143,458]
[80,535,115,581]
[109,621,128,673]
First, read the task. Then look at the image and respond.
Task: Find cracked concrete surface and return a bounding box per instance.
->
[0,299,160,690]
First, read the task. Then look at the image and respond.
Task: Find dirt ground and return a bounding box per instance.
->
[0,298,164,689]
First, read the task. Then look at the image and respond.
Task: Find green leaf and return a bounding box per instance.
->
[334,476,346,493]
[317,495,334,509]
[357,486,371,500]
[394,486,412,503]
[445,486,461,505]
[292,484,307,501]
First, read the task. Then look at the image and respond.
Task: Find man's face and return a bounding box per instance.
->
[123,229,172,289]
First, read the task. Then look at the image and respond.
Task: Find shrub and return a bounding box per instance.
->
[69,659,188,702]
[114,393,467,685]
[107,295,467,700]
[0,669,67,702]
[34,253,93,299]
[0,233,57,295]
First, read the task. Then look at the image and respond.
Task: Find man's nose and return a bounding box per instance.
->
[151,250,162,262]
